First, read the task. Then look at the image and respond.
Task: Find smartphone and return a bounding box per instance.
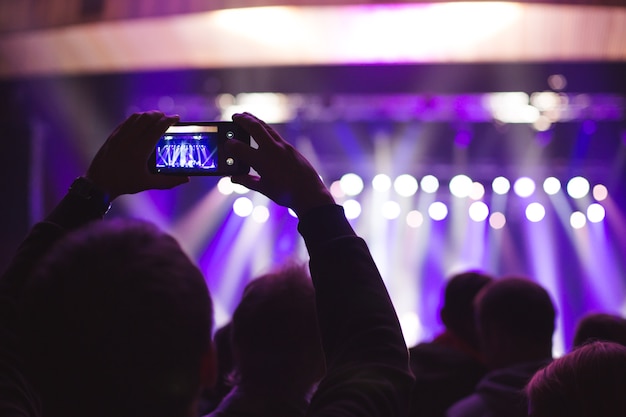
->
[151,122,250,176]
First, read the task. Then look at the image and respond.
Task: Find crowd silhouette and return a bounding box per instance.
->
[1,110,625,417]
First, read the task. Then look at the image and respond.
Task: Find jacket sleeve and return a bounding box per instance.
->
[300,204,414,417]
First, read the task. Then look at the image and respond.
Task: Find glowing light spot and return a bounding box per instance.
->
[406,210,424,228]
[592,184,608,201]
[525,202,546,222]
[543,177,561,195]
[232,183,249,194]
[217,177,234,195]
[570,211,587,229]
[288,208,298,218]
[233,197,254,217]
[548,74,567,91]
[394,174,419,197]
[449,174,473,198]
[428,201,448,221]
[489,212,506,229]
[372,174,392,192]
[340,173,364,196]
[492,176,510,195]
[469,182,485,200]
[252,205,270,223]
[514,177,536,198]
[469,201,489,222]
[420,175,439,193]
[587,203,605,223]
[330,180,345,199]
[382,201,401,219]
[342,199,362,220]
[567,176,590,199]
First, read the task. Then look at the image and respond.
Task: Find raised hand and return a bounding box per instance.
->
[228,112,335,217]
[86,111,189,200]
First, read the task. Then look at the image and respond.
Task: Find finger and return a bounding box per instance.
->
[139,113,179,156]
[224,139,260,167]
[244,112,284,144]
[232,113,276,147]
[105,113,143,144]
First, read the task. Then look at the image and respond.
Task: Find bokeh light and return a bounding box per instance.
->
[567,176,590,199]
[514,177,536,198]
[469,201,489,222]
[469,182,485,200]
[233,197,254,217]
[489,212,506,229]
[343,199,362,220]
[587,203,606,223]
[406,210,424,228]
[217,177,234,195]
[592,184,608,201]
[492,176,511,195]
[449,174,473,198]
[428,201,448,221]
[340,173,365,196]
[570,211,587,229]
[372,174,392,192]
[420,175,440,194]
[394,174,419,197]
[525,202,546,222]
[251,205,270,223]
[543,177,561,195]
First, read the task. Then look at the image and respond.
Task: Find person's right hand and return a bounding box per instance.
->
[228,112,335,217]
[86,111,188,200]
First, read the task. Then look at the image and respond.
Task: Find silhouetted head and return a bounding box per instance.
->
[526,340,626,417]
[573,312,626,348]
[231,262,324,397]
[19,218,215,417]
[475,277,555,369]
[440,270,493,348]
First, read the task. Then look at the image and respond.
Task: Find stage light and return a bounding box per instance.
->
[343,199,362,220]
[567,176,590,199]
[587,203,606,223]
[469,182,485,200]
[399,311,423,347]
[592,184,608,201]
[406,210,424,228]
[570,211,586,229]
[330,180,345,199]
[469,201,489,222]
[394,174,418,197]
[382,201,401,219]
[340,173,364,196]
[543,177,561,195]
[489,212,506,229]
[217,177,234,195]
[233,197,254,217]
[252,206,270,223]
[449,174,472,198]
[420,175,439,193]
[525,202,546,222]
[492,176,510,195]
[372,174,392,192]
[514,177,536,198]
[232,183,250,194]
[428,202,448,221]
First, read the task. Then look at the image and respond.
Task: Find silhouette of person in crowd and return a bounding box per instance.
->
[446,277,555,417]
[0,111,414,417]
[206,263,324,417]
[409,270,493,417]
[572,312,626,348]
[526,340,626,417]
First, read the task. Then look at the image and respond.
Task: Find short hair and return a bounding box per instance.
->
[573,313,626,348]
[475,277,555,349]
[19,218,213,417]
[230,262,323,394]
[440,270,493,346]
[526,341,626,417]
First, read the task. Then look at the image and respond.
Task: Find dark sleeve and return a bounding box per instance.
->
[0,192,105,417]
[300,204,414,417]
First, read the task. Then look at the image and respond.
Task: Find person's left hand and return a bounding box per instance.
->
[86,111,189,200]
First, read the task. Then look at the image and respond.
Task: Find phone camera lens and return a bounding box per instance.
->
[226,131,235,139]
[226,157,235,166]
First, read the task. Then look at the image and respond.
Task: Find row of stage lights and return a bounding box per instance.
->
[216,174,609,230]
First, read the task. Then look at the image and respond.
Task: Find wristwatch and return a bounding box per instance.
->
[68,176,112,215]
